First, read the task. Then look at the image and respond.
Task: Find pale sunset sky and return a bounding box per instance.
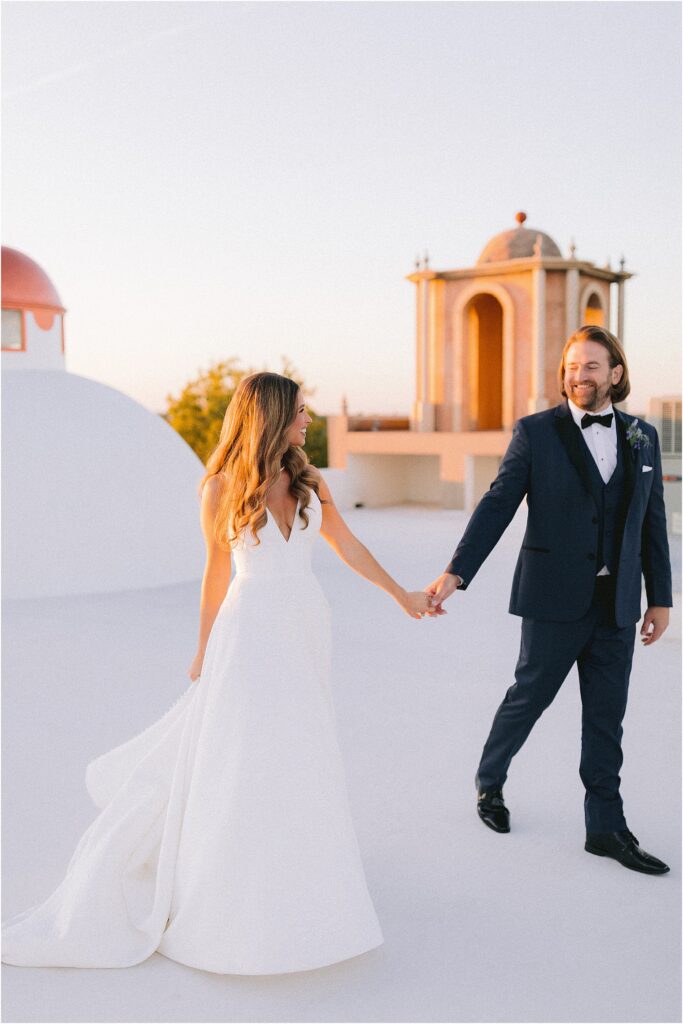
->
[2,1,681,416]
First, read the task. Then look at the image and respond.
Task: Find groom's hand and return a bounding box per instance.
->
[640,606,670,646]
[423,572,461,615]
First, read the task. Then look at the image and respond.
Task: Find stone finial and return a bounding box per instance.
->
[533,233,543,258]
[569,238,577,259]
[341,394,348,415]
[619,255,626,271]
[515,211,527,225]
[423,249,430,268]
[415,254,421,270]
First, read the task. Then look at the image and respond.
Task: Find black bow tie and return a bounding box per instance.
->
[581,412,613,429]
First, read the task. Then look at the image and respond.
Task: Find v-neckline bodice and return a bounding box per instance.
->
[266,498,300,544]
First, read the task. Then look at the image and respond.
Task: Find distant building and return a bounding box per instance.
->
[648,396,682,534]
[1,247,204,598]
[328,212,633,510]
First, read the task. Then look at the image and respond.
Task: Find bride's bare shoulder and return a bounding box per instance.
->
[199,475,232,552]
[307,466,333,504]
[202,474,226,514]
[307,465,326,490]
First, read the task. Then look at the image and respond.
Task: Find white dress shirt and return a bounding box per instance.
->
[568,397,617,575]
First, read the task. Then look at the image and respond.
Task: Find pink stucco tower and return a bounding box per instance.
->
[327,214,634,510]
[409,212,633,434]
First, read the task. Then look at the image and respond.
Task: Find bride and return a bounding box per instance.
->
[2,371,432,974]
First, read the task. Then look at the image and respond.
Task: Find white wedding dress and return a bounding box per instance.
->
[1,489,383,974]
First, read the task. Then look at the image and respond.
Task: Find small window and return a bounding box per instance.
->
[1,309,23,350]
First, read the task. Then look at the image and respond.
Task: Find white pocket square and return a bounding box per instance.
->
[642,465,653,473]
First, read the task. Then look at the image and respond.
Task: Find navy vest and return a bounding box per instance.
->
[580,426,628,573]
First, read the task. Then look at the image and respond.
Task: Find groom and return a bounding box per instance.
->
[426,325,672,874]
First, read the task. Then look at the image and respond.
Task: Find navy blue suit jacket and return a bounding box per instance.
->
[446,401,672,626]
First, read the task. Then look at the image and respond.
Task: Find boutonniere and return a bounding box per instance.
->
[625,419,651,451]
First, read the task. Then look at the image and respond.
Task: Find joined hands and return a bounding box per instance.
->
[423,572,462,616]
[397,572,462,619]
[398,589,435,619]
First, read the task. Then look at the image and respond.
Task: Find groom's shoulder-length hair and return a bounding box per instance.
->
[558,324,631,404]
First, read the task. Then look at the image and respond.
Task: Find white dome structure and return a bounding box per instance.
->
[2,371,205,599]
[2,249,205,599]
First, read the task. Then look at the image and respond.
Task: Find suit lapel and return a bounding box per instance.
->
[615,409,637,510]
[553,401,638,512]
[553,401,596,499]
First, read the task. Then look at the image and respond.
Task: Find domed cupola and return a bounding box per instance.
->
[2,246,66,370]
[477,211,562,264]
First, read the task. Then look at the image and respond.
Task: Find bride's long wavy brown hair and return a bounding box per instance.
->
[200,372,321,548]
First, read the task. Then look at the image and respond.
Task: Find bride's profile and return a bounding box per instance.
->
[2,370,431,974]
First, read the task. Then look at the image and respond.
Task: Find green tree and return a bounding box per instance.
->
[163,357,327,468]
[164,359,247,465]
[302,412,328,469]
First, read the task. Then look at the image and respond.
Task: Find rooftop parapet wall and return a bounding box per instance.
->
[327,414,510,481]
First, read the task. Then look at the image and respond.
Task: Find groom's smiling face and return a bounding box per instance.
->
[563,339,624,411]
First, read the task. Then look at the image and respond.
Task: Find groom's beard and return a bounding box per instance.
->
[568,381,612,411]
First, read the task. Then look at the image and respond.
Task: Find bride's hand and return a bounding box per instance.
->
[188,652,204,682]
[398,590,433,619]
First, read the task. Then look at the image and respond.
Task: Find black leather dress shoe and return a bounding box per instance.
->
[477,786,510,833]
[585,829,670,874]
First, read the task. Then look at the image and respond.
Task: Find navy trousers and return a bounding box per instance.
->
[476,577,636,832]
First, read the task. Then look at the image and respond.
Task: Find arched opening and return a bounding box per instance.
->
[583,292,604,326]
[466,293,503,430]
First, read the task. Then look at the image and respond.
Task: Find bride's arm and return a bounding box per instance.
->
[314,471,431,620]
[189,476,232,680]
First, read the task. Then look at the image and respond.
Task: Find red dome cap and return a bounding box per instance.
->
[2,247,65,312]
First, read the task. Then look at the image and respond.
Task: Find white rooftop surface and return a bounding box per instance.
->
[2,505,681,1023]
